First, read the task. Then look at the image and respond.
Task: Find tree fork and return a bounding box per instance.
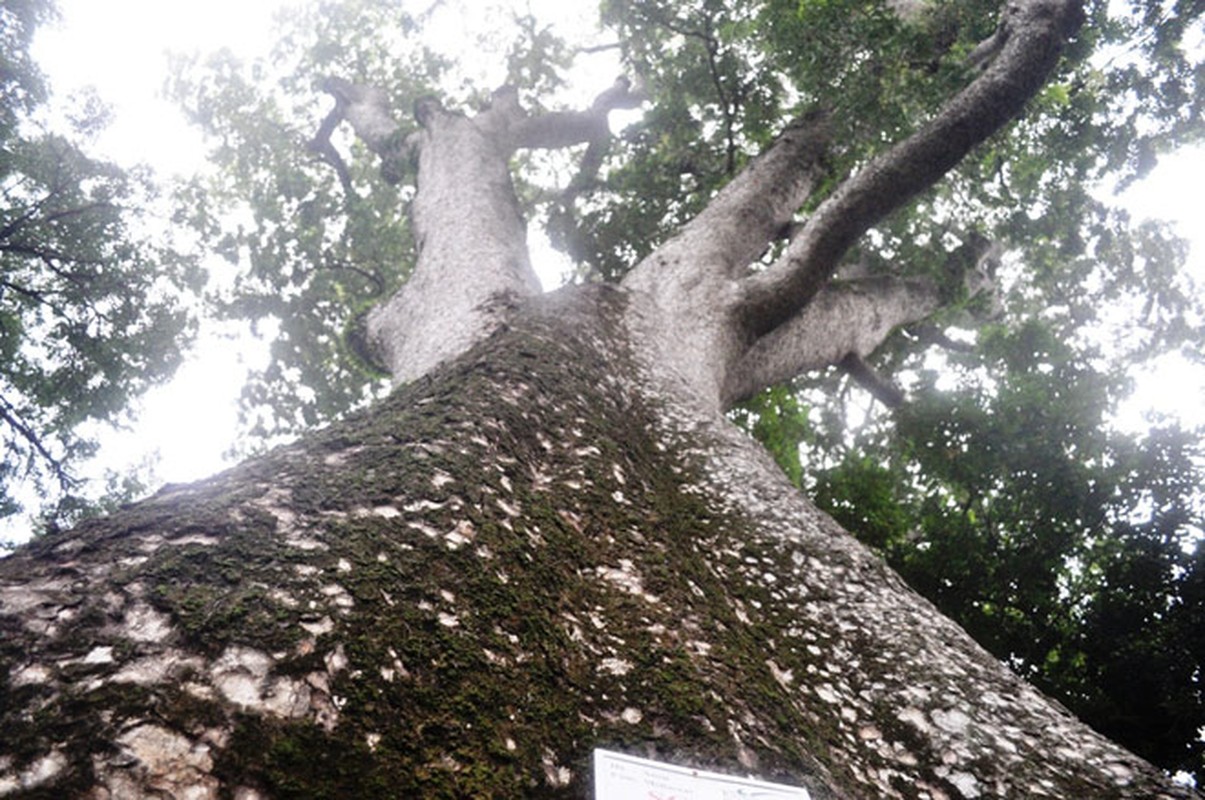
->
[737,0,1085,337]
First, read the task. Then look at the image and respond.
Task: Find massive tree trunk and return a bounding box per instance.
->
[0,290,1193,799]
[1,1,1198,797]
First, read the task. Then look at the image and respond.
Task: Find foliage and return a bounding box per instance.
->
[799,322,1205,779]
[0,0,200,527]
[167,0,1205,781]
[166,1,429,443]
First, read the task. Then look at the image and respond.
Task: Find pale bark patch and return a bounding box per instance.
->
[209,645,312,719]
[0,576,75,635]
[319,583,355,611]
[118,602,174,643]
[9,663,52,687]
[300,615,334,637]
[100,725,218,800]
[0,750,67,794]
[599,657,633,676]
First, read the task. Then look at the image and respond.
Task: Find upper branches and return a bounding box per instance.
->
[312,76,643,190]
[617,0,1082,409]
[736,0,1085,337]
[312,75,646,383]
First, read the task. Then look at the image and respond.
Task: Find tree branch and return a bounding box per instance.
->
[504,78,644,270]
[737,0,1084,338]
[840,353,906,409]
[0,206,43,243]
[0,278,71,319]
[313,77,412,186]
[624,111,829,294]
[722,275,944,407]
[307,98,356,198]
[0,183,71,242]
[0,242,105,292]
[506,77,642,152]
[639,7,742,173]
[723,228,998,404]
[575,41,622,55]
[0,392,77,491]
[318,77,401,155]
[912,323,977,353]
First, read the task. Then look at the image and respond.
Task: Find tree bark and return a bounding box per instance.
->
[0,289,1195,798]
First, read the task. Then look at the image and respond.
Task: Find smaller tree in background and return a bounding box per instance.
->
[0,0,201,531]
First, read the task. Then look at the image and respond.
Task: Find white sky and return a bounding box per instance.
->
[30,0,294,492]
[16,0,1205,533]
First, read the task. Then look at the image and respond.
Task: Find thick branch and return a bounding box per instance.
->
[318,77,401,156]
[619,112,830,409]
[724,229,998,405]
[505,78,642,152]
[624,111,829,293]
[738,0,1083,337]
[506,78,643,222]
[501,79,642,269]
[314,77,411,186]
[723,275,944,407]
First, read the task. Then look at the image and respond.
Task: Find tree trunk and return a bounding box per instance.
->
[3,0,1198,795]
[0,287,1195,798]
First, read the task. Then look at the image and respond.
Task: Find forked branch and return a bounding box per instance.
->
[722,275,947,406]
[737,0,1084,337]
[723,233,999,406]
[312,76,649,384]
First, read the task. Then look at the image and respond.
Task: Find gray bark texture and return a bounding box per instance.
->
[0,290,1195,799]
[1,0,1198,796]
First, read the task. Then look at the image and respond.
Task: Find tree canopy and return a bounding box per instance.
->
[0,0,202,531]
[12,0,1204,784]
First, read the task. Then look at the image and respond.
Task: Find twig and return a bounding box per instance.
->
[0,393,78,491]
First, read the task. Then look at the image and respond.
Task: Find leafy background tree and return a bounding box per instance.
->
[0,0,201,531]
[13,0,1205,784]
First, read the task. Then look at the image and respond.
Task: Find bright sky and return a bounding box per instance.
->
[30,0,293,494]
[17,0,1205,536]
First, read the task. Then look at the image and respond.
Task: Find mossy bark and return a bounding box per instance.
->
[0,286,1196,798]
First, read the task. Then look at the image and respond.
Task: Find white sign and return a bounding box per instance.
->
[594,748,811,800]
